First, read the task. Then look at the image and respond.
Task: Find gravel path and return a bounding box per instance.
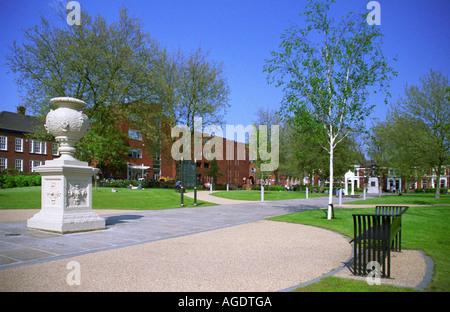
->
[0,220,352,292]
[0,196,432,291]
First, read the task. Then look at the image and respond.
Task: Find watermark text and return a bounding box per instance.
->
[66,1,81,26]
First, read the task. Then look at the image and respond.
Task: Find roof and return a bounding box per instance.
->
[0,111,45,134]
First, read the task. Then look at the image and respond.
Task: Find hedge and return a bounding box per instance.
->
[0,174,41,188]
[414,188,448,194]
[100,179,195,189]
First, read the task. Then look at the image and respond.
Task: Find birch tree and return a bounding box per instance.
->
[264,0,396,219]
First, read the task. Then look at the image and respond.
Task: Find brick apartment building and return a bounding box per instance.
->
[0,107,58,173]
[123,122,254,186]
[120,121,176,181]
[0,107,259,186]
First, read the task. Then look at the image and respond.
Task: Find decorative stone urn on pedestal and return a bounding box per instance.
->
[27,97,105,233]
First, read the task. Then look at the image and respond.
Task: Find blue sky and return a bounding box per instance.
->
[0,0,449,130]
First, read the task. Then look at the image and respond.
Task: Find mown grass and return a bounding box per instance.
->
[347,193,450,205]
[212,190,327,201]
[269,206,450,292]
[0,186,216,210]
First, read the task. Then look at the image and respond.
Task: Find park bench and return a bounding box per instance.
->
[375,206,408,251]
[350,206,408,278]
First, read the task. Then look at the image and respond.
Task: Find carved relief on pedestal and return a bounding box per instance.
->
[67,181,88,208]
[45,180,62,206]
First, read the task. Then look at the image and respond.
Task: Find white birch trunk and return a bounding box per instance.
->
[327,136,334,220]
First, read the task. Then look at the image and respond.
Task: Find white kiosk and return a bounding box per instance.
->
[344,170,357,196]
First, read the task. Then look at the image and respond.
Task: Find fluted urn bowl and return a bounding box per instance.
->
[44,97,90,158]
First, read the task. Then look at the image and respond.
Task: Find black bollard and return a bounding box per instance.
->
[180,186,184,207]
[194,186,197,206]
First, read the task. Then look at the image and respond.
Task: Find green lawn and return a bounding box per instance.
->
[347,193,450,206]
[212,190,327,201]
[0,186,216,210]
[269,206,450,292]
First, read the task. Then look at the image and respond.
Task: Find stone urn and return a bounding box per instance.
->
[44,97,90,160]
[27,97,105,234]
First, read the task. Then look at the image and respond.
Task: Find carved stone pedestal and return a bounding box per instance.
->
[27,158,104,233]
[27,97,105,233]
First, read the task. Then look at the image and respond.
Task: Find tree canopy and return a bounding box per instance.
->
[264,0,396,218]
[6,5,230,176]
[370,70,449,197]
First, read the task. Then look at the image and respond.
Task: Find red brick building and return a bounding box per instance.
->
[0,107,258,186]
[194,137,251,185]
[120,121,176,181]
[0,107,57,173]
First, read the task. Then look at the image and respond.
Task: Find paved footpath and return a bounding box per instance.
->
[0,195,432,291]
[0,196,338,270]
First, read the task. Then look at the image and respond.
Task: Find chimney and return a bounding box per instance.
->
[17,106,26,115]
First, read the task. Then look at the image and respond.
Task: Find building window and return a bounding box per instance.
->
[128,129,142,141]
[129,149,142,159]
[52,142,59,156]
[30,160,45,172]
[29,160,44,172]
[0,136,7,151]
[15,159,23,171]
[15,138,23,152]
[29,140,47,154]
[0,158,6,171]
[33,141,41,154]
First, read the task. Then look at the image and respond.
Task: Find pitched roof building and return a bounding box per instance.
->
[0,107,57,173]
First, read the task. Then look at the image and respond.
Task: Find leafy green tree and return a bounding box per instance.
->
[264,0,396,219]
[175,48,231,132]
[6,6,166,174]
[371,70,449,197]
[75,123,129,177]
[204,158,224,189]
[286,124,361,190]
[162,48,231,163]
[369,119,426,193]
[252,107,282,185]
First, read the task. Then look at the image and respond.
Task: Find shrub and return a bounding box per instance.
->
[100,179,177,189]
[1,168,20,176]
[0,173,41,188]
[268,185,286,191]
[28,175,41,186]
[415,188,448,194]
[14,175,28,187]
[1,175,15,188]
[214,184,228,190]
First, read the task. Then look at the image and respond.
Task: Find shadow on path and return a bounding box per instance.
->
[105,214,144,226]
